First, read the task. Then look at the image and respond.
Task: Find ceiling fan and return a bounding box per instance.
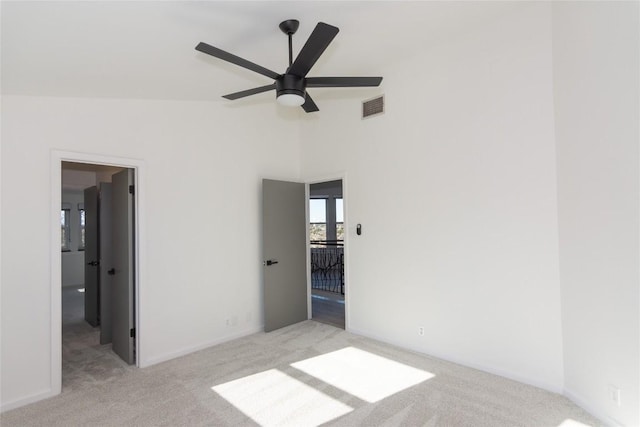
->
[195,19,383,113]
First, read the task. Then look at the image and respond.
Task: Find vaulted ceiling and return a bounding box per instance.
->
[1,1,520,104]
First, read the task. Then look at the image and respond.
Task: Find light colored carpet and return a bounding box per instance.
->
[60,285,135,391]
[2,315,602,426]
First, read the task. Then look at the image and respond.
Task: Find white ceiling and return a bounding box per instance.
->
[1,1,521,103]
[61,162,125,191]
[62,161,124,174]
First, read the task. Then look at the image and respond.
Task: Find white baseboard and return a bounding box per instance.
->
[1,388,58,413]
[347,327,623,425]
[140,326,263,368]
[563,388,622,427]
[2,327,264,413]
[347,326,563,393]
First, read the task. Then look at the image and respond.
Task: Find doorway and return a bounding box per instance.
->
[309,179,345,329]
[61,162,137,387]
[61,162,134,388]
[51,151,143,396]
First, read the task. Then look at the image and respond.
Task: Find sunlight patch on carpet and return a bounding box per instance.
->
[291,346,434,403]
[212,369,352,426]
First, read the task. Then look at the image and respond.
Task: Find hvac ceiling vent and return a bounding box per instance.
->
[362,95,384,119]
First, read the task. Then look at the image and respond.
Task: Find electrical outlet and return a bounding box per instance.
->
[225,318,231,326]
[607,385,621,407]
[418,326,424,336]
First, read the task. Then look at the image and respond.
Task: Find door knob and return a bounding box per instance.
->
[263,259,279,266]
[107,268,116,275]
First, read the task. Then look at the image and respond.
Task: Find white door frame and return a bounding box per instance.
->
[50,150,145,395]
[305,173,349,330]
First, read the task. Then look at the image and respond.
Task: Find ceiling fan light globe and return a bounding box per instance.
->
[277,93,305,107]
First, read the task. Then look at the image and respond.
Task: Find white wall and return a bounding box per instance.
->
[0,95,300,409]
[553,2,639,426]
[61,252,84,287]
[301,2,565,393]
[61,169,98,190]
[2,2,638,423]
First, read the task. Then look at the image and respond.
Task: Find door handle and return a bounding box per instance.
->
[107,268,116,275]
[87,260,100,266]
[263,259,279,266]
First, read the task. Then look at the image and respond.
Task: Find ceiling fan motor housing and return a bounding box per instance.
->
[276,74,306,98]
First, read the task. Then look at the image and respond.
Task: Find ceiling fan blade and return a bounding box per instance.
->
[301,93,319,113]
[306,77,383,87]
[196,42,280,80]
[222,84,276,100]
[288,22,339,78]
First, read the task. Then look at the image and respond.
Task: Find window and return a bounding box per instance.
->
[336,198,344,241]
[61,209,70,251]
[78,208,86,250]
[310,198,327,243]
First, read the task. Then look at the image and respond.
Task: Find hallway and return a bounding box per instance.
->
[62,285,134,391]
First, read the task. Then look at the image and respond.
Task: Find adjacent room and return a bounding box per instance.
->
[60,162,136,389]
[1,1,638,426]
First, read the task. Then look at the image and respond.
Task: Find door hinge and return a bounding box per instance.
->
[129,185,135,195]
[130,328,136,338]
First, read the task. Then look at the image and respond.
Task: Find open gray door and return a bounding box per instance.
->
[83,186,99,327]
[111,169,135,364]
[262,179,307,332]
[99,182,113,345]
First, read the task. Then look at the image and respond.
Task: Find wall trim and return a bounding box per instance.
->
[50,150,146,401]
[346,326,612,425]
[0,389,58,413]
[563,388,622,427]
[347,326,564,394]
[140,326,263,368]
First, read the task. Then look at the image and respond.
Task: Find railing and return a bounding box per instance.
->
[310,240,344,294]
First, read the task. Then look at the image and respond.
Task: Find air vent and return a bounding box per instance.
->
[362,95,384,119]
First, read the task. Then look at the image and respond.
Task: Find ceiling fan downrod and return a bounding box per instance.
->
[279,19,300,68]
